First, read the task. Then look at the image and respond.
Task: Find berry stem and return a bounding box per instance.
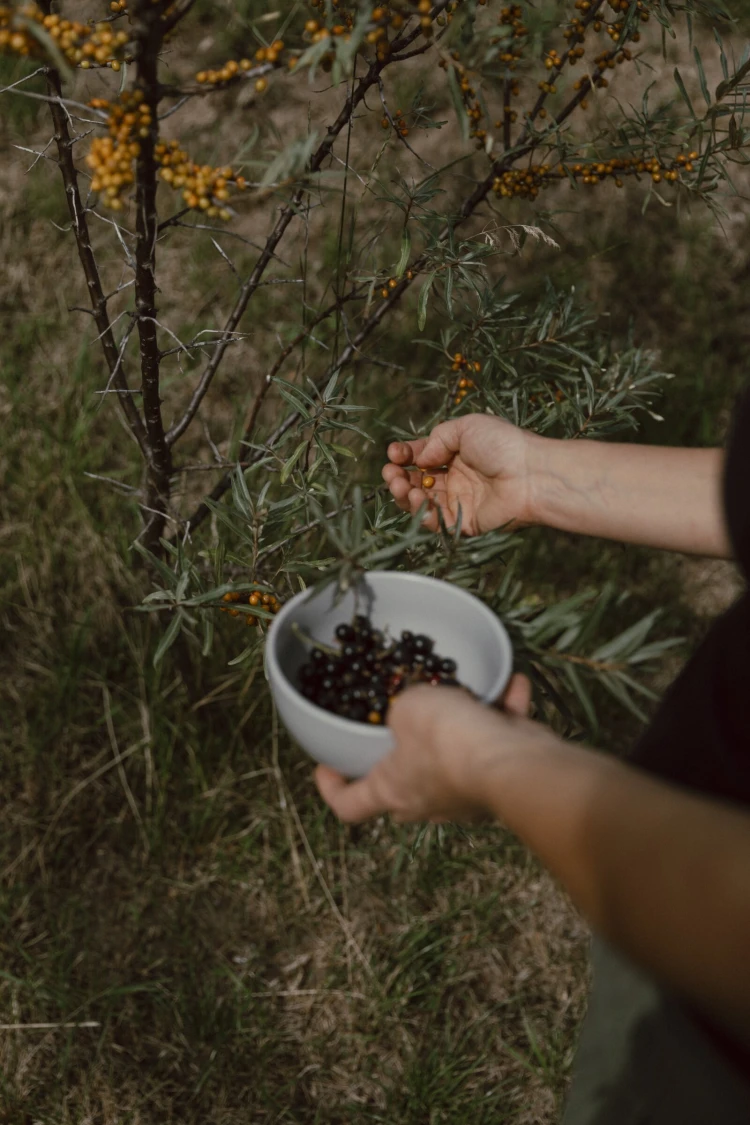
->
[290,622,339,657]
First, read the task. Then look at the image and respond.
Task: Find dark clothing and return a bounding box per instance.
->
[563,388,750,1122]
[628,388,750,806]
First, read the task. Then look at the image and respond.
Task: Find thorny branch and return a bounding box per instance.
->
[37,8,149,460]
[131,0,172,549]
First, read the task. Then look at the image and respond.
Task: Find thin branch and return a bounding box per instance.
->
[503,74,512,151]
[161,0,197,34]
[38,47,149,459]
[378,76,437,170]
[239,285,367,452]
[83,472,139,493]
[527,0,607,126]
[255,488,383,566]
[165,4,450,450]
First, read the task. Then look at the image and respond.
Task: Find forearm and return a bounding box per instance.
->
[475,734,750,1043]
[526,436,731,557]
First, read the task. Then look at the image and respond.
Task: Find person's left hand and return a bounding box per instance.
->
[314,674,554,824]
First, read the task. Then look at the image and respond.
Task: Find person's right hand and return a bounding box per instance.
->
[382,414,539,536]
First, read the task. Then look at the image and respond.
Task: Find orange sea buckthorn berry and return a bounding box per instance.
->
[422,475,436,489]
[246,615,258,627]
[249,592,261,606]
[255,77,268,93]
[381,288,389,298]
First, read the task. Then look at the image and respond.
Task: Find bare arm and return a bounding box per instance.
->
[479,730,750,1046]
[317,685,750,1045]
[383,416,732,558]
[527,438,732,558]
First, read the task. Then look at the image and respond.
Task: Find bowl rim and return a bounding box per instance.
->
[265,570,513,739]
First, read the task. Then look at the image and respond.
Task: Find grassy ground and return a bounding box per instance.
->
[1,9,749,1124]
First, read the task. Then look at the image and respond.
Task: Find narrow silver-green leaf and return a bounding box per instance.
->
[153,612,183,669]
[418,272,436,331]
[694,47,711,106]
[396,227,411,278]
[673,68,696,119]
[280,441,307,484]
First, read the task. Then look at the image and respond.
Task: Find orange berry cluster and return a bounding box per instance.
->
[492,164,553,200]
[86,92,151,211]
[451,355,481,404]
[195,40,285,89]
[492,151,698,199]
[0,5,130,70]
[380,107,410,136]
[220,590,282,626]
[86,95,248,217]
[494,4,529,64]
[438,52,490,147]
[529,388,566,407]
[303,4,358,68]
[379,270,414,298]
[305,15,352,40]
[155,140,246,218]
[109,1,127,12]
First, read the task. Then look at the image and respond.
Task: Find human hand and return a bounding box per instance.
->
[314,674,559,824]
[382,414,541,536]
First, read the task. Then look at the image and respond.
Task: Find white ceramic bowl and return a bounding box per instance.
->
[266,570,513,778]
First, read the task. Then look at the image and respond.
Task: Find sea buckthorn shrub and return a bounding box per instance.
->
[4,0,747,723]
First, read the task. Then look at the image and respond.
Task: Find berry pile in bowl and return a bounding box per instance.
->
[297,614,466,726]
[266,571,513,779]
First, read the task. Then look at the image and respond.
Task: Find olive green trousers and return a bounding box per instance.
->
[561,941,750,1125]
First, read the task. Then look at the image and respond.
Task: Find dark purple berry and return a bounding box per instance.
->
[335,623,356,642]
[440,658,457,675]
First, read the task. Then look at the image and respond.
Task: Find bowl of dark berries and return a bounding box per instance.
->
[266,571,513,778]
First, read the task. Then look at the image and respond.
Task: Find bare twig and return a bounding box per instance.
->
[38,43,149,460]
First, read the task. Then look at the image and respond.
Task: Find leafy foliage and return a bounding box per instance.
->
[3,0,748,733]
